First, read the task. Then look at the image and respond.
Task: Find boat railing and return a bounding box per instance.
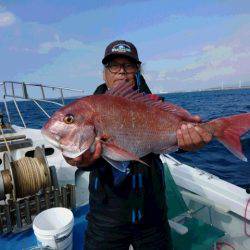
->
[0,80,84,128]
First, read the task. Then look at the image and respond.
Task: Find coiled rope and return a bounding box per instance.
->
[0,125,11,154]
[1,125,51,198]
[12,157,51,198]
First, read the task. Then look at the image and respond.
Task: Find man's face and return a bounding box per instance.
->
[104,57,139,89]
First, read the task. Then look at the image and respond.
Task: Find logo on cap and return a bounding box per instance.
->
[111,44,131,53]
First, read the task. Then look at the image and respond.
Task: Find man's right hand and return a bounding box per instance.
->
[63,140,102,168]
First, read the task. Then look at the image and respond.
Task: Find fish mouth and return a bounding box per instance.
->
[41,129,61,148]
[41,129,89,159]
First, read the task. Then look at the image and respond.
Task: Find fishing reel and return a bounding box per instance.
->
[0,146,53,201]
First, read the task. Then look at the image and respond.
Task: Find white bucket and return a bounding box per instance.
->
[33,207,74,250]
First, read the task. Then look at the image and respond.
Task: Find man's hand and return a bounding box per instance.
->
[63,140,102,168]
[177,115,212,151]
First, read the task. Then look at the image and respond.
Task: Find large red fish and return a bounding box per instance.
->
[42,82,250,171]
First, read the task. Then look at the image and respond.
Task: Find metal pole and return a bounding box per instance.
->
[4,95,64,107]
[11,82,15,97]
[22,82,29,99]
[3,97,11,124]
[60,88,65,105]
[13,98,26,128]
[33,99,51,118]
[3,81,7,96]
[40,85,46,99]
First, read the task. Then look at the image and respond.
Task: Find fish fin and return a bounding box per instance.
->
[101,140,149,167]
[103,156,130,173]
[106,82,136,96]
[62,148,89,158]
[157,101,198,122]
[207,113,250,161]
[153,145,178,154]
[106,82,195,121]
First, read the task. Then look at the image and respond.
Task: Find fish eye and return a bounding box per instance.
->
[64,114,74,124]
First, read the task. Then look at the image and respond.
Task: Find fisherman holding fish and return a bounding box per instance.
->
[42,40,250,249]
[64,40,211,250]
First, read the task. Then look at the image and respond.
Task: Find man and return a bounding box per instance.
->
[65,40,212,250]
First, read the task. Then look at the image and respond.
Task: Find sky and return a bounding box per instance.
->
[0,0,250,95]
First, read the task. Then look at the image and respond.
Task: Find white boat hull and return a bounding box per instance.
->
[160,154,250,250]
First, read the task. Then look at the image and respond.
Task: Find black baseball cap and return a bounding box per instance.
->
[102,40,141,65]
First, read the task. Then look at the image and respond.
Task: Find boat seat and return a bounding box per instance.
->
[163,163,225,250]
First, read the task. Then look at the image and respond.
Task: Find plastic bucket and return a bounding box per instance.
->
[33,207,74,250]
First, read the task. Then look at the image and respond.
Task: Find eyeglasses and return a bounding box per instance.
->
[105,62,138,74]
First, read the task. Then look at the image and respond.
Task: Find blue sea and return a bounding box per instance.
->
[0,89,250,188]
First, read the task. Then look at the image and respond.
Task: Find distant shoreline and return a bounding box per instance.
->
[158,86,250,95]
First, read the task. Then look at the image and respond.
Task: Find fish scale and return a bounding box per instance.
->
[92,95,179,156]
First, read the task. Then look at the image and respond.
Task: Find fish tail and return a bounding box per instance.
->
[205,113,250,161]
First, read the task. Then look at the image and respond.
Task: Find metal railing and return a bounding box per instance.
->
[0,81,84,128]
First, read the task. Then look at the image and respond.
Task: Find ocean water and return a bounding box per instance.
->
[0,89,250,188]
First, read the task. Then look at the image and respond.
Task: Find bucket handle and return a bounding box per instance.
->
[54,230,72,248]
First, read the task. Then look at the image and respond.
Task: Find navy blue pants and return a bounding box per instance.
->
[84,222,173,250]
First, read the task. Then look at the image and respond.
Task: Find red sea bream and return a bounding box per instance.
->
[42,83,250,171]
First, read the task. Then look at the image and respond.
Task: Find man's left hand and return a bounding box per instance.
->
[177,116,212,151]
